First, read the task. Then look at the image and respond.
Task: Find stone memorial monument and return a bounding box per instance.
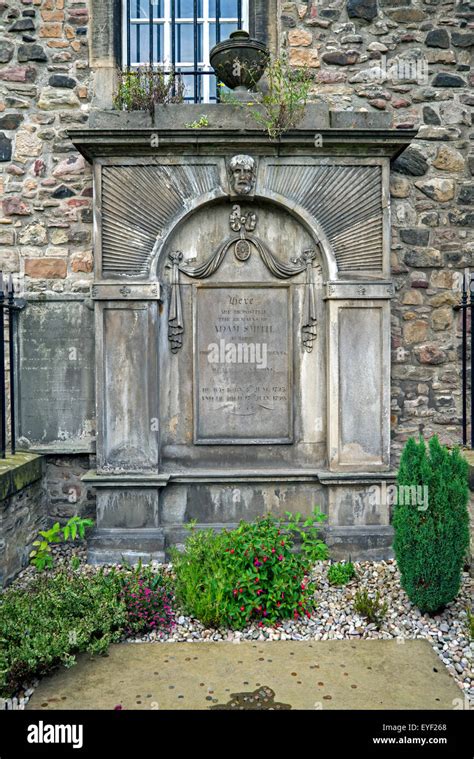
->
[47,107,417,564]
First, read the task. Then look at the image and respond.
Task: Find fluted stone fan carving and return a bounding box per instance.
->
[263,164,384,272]
[100,163,384,277]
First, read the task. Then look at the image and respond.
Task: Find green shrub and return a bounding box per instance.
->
[393,436,469,613]
[354,589,388,629]
[0,570,128,698]
[327,561,356,586]
[171,511,328,629]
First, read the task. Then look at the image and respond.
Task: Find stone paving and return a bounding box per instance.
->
[27,639,462,711]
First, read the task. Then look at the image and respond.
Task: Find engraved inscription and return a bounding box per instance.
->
[194,286,292,444]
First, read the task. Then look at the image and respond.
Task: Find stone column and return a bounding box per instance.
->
[85,282,166,564]
[324,280,395,560]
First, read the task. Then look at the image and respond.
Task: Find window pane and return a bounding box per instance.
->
[209,0,239,17]
[175,23,202,62]
[178,71,204,101]
[210,21,239,47]
[130,22,164,64]
[176,0,202,18]
[150,0,163,16]
[133,0,151,20]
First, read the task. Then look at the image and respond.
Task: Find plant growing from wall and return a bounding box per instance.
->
[327,561,356,586]
[114,66,184,115]
[185,114,210,129]
[393,436,469,614]
[220,55,313,139]
[29,516,94,571]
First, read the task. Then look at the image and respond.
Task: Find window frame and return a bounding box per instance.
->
[122,0,250,103]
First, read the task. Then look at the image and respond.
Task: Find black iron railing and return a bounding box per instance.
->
[455,272,473,448]
[0,273,21,458]
[125,0,244,103]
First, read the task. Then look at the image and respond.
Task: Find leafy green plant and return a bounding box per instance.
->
[0,569,127,697]
[354,589,388,629]
[327,561,356,586]
[185,114,210,128]
[29,516,94,571]
[114,66,184,114]
[170,527,229,628]
[172,511,328,629]
[221,55,313,139]
[393,436,469,614]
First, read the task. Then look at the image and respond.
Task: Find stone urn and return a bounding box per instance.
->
[210,30,270,92]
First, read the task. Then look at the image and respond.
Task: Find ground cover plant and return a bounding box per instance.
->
[327,561,356,586]
[0,564,174,698]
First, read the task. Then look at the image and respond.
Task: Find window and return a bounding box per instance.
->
[123,1,249,103]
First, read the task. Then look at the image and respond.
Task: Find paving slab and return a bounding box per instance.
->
[27,639,462,711]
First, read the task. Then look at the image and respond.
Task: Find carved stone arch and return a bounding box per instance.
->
[151,192,338,282]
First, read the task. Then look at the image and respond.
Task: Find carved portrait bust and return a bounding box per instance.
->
[229,154,256,196]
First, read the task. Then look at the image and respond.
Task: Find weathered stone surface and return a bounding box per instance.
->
[8,18,35,32]
[0,39,14,63]
[431,73,466,87]
[458,184,474,205]
[432,145,465,172]
[425,29,450,49]
[0,65,36,82]
[53,154,85,177]
[24,258,67,278]
[347,0,378,22]
[288,29,312,46]
[390,175,411,198]
[404,320,428,345]
[431,307,452,332]
[288,48,319,67]
[0,113,23,130]
[415,344,446,365]
[18,222,47,246]
[400,228,430,247]
[322,50,359,66]
[38,87,80,109]
[451,32,474,48]
[404,248,442,268]
[422,105,440,125]
[71,251,93,272]
[392,147,428,176]
[14,128,42,159]
[18,43,47,62]
[48,74,77,88]
[2,196,30,215]
[414,178,455,202]
[0,132,12,162]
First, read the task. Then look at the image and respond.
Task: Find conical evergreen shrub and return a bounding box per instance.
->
[393,436,469,613]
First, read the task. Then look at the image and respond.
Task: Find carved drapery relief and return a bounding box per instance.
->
[167,205,321,354]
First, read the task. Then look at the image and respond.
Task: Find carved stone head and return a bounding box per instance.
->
[229,154,256,196]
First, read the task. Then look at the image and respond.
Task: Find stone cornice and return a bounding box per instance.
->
[69,125,418,163]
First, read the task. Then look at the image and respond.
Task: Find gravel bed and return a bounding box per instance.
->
[2,543,472,709]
